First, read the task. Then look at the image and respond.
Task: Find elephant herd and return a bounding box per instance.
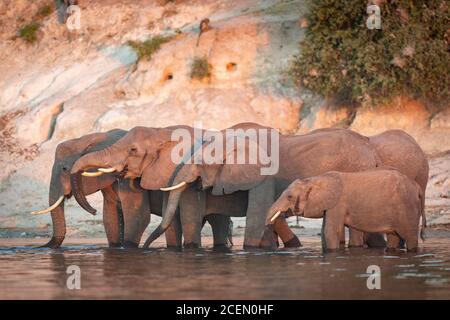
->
[32,122,429,252]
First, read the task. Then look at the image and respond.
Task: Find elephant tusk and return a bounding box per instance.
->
[98,167,116,173]
[31,196,64,215]
[81,171,104,177]
[160,181,187,191]
[270,211,282,223]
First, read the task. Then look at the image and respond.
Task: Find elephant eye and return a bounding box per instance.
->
[287,195,293,200]
[129,147,138,155]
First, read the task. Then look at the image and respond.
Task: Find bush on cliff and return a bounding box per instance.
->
[16,2,54,44]
[18,22,41,43]
[291,0,450,108]
[127,36,171,62]
[36,4,54,19]
[190,56,212,80]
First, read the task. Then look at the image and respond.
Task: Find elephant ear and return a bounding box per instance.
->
[304,172,342,218]
[141,140,180,190]
[140,139,201,190]
[211,135,267,195]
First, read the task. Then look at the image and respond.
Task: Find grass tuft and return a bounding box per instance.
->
[18,22,40,43]
[127,36,171,62]
[190,56,212,80]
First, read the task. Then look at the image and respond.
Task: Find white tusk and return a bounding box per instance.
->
[81,171,104,177]
[270,211,282,222]
[98,167,116,173]
[160,181,187,191]
[31,196,64,215]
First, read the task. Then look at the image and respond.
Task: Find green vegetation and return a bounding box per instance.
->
[291,0,450,108]
[36,4,54,19]
[17,2,54,44]
[127,36,171,62]
[190,56,212,80]
[18,22,41,43]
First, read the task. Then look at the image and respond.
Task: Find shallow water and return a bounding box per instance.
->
[1,237,450,299]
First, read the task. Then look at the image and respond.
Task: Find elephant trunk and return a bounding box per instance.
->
[41,175,66,248]
[71,146,123,174]
[43,202,66,248]
[142,185,186,248]
[70,172,97,215]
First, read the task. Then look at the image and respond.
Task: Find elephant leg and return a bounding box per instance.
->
[322,209,344,252]
[396,228,418,252]
[386,232,401,251]
[364,233,387,248]
[179,188,204,248]
[348,229,365,247]
[101,185,123,247]
[244,178,276,249]
[164,209,182,248]
[117,179,151,248]
[339,225,346,247]
[273,217,301,248]
[336,223,345,249]
[206,214,233,248]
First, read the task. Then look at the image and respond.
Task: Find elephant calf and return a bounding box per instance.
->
[266,168,426,252]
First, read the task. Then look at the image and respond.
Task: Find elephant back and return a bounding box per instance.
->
[279,128,381,179]
[369,130,429,192]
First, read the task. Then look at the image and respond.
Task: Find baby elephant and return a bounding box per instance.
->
[266,168,426,252]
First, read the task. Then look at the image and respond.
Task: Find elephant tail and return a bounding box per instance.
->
[419,187,426,242]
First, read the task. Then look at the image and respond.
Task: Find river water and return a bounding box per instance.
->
[1,236,450,299]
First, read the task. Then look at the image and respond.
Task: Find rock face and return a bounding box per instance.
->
[426,151,450,226]
[0,0,448,238]
[350,98,450,156]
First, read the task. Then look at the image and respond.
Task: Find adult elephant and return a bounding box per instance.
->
[32,129,232,248]
[69,124,302,249]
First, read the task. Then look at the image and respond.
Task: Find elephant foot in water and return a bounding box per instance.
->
[40,236,65,249]
[108,242,122,248]
[251,227,279,251]
[122,241,139,248]
[109,241,139,248]
[283,236,302,248]
[213,243,232,253]
[364,233,387,248]
[183,242,200,249]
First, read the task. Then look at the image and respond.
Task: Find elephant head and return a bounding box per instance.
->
[31,129,126,248]
[266,172,342,224]
[70,123,276,248]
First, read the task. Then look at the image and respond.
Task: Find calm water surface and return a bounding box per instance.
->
[1,237,450,299]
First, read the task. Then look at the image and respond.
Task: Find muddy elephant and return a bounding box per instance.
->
[266,168,426,252]
[69,123,301,248]
[32,129,232,248]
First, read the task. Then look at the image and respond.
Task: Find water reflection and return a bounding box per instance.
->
[1,238,450,299]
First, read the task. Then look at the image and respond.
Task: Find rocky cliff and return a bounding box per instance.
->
[0,0,448,238]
